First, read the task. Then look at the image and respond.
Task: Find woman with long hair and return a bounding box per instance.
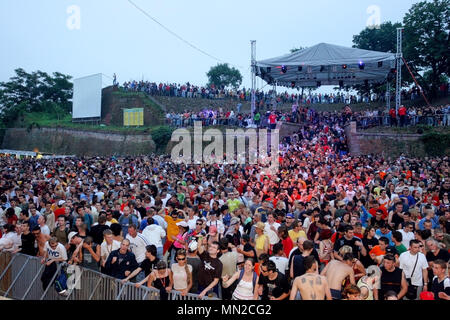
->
[221,258,259,300]
[147,260,173,300]
[171,249,192,296]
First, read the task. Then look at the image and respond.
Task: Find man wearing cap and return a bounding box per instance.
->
[283,213,296,230]
[379,253,408,300]
[186,240,202,294]
[40,236,68,290]
[224,217,241,248]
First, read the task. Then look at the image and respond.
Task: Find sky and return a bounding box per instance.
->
[0,0,420,94]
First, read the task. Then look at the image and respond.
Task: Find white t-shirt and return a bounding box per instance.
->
[187,216,199,230]
[398,229,415,249]
[44,242,68,261]
[40,225,51,236]
[100,240,121,262]
[264,222,280,245]
[346,190,356,202]
[399,251,428,286]
[142,224,166,248]
[126,233,150,263]
[269,256,289,275]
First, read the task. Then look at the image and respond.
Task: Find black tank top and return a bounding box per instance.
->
[380,267,403,298]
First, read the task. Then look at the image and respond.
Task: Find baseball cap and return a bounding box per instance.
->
[286,214,295,219]
[229,217,240,226]
[188,240,198,252]
[58,200,66,206]
[208,225,218,235]
[68,232,78,243]
[176,221,189,228]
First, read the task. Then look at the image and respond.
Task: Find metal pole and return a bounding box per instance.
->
[40,262,63,300]
[386,81,391,111]
[395,27,404,114]
[4,257,30,297]
[251,40,257,117]
[21,263,45,300]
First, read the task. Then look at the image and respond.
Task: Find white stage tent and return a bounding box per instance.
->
[255,43,396,88]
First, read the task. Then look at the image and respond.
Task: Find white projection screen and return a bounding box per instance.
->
[72,73,102,119]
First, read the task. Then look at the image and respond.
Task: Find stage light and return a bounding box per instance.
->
[281,65,287,73]
[378,61,383,68]
[359,61,365,70]
[342,64,347,70]
[339,80,344,88]
[298,66,303,72]
[320,66,325,72]
[291,81,296,88]
[316,81,321,87]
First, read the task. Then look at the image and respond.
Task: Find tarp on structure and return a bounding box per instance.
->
[256,43,396,88]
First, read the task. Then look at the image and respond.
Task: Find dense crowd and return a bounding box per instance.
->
[120,78,449,108]
[165,103,450,130]
[0,112,449,301]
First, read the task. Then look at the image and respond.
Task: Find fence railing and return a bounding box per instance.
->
[355,114,448,129]
[0,252,218,300]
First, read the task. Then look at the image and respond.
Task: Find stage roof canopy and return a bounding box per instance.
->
[255,43,396,88]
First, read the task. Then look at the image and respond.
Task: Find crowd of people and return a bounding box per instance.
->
[120,78,448,108]
[164,103,450,130]
[0,109,449,301]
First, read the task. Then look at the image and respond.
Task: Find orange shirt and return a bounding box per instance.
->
[369,245,386,257]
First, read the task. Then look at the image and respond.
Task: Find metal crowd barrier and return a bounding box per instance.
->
[0,252,214,300]
[356,114,447,129]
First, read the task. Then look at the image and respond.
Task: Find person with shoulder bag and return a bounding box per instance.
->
[399,239,429,300]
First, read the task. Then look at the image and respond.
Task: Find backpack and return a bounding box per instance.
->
[238,268,258,293]
[54,267,68,294]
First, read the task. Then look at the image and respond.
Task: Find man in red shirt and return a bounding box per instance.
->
[54,200,67,219]
[398,105,407,127]
[389,107,397,127]
[269,112,277,130]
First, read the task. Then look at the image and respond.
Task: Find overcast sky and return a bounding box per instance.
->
[0,0,419,93]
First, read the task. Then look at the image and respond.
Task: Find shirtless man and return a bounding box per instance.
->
[320,252,355,300]
[290,255,332,300]
[32,225,51,257]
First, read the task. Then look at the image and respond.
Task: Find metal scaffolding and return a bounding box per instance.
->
[251,40,256,116]
[395,27,404,114]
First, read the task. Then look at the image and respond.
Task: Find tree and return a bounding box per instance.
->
[352,22,411,95]
[206,63,242,89]
[353,21,402,53]
[0,69,73,124]
[403,0,450,99]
